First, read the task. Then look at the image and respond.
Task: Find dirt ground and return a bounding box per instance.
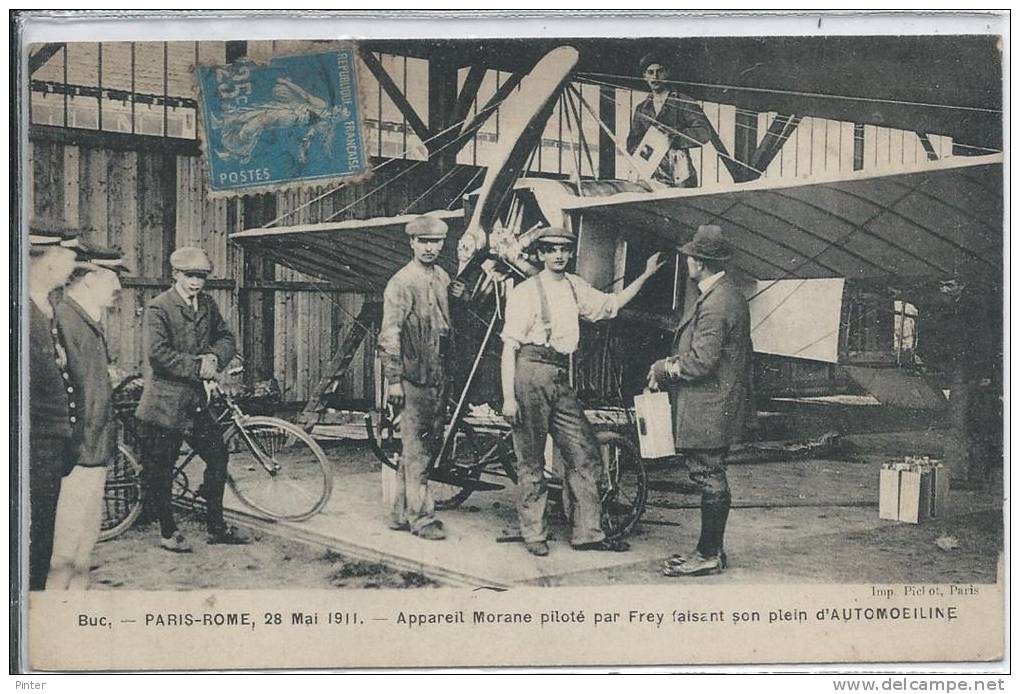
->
[91,516,439,591]
[90,430,1003,590]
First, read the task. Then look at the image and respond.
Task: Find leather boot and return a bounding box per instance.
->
[696,491,731,559]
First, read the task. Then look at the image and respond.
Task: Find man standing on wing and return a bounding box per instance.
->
[50,241,129,589]
[378,215,457,541]
[626,52,713,188]
[649,225,754,577]
[135,246,251,552]
[501,226,664,556]
[26,224,79,590]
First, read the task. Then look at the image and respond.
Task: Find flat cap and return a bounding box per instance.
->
[679,224,733,262]
[170,246,213,273]
[29,221,78,247]
[639,52,670,74]
[534,226,576,245]
[405,215,448,239]
[70,235,131,273]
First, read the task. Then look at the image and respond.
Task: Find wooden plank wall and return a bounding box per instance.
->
[29,134,484,405]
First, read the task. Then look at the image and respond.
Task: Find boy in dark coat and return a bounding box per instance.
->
[135,246,250,552]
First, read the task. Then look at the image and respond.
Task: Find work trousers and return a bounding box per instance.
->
[29,436,72,590]
[391,381,443,534]
[139,411,229,539]
[511,358,605,546]
[680,447,732,558]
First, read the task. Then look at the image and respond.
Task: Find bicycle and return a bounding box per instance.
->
[367,406,648,541]
[101,373,334,541]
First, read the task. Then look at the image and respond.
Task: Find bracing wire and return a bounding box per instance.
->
[578,70,1003,115]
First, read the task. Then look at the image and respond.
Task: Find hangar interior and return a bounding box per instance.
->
[27,36,1002,486]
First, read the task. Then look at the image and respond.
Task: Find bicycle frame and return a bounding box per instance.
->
[174,391,276,482]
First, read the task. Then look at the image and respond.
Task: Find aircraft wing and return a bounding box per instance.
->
[230,210,465,292]
[563,154,1003,287]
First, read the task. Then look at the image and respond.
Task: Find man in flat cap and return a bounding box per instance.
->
[135,246,250,552]
[49,240,129,589]
[648,225,754,577]
[378,215,456,540]
[501,226,664,556]
[626,52,714,188]
[26,223,79,590]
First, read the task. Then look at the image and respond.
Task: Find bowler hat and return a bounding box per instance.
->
[170,246,213,273]
[405,215,448,240]
[679,225,733,262]
[534,226,576,245]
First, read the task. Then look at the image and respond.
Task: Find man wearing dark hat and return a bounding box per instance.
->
[49,240,129,589]
[501,226,664,556]
[136,246,250,552]
[626,52,714,188]
[378,214,455,541]
[26,223,79,590]
[648,224,754,577]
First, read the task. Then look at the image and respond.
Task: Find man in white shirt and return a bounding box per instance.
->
[501,227,664,556]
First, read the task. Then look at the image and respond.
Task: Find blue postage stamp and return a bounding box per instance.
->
[197,49,366,194]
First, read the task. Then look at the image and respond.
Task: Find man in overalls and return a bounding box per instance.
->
[378,215,455,541]
[500,226,664,556]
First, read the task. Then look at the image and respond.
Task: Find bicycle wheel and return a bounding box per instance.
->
[226,416,333,521]
[99,443,144,542]
[597,431,647,541]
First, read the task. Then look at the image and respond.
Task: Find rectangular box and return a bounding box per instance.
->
[878,463,949,523]
[878,468,901,520]
[633,391,675,459]
[898,469,933,524]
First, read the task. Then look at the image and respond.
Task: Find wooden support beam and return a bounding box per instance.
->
[748,114,801,173]
[706,125,757,184]
[428,53,459,166]
[451,65,487,130]
[29,43,64,75]
[733,108,759,167]
[443,70,525,156]
[916,132,940,161]
[598,84,616,180]
[360,49,431,146]
[29,125,200,156]
[225,41,247,63]
[853,123,866,171]
[239,194,277,384]
[299,302,383,426]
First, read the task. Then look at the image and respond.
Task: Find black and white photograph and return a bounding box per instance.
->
[12,10,1007,672]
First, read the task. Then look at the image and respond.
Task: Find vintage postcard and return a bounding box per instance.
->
[13,11,1007,673]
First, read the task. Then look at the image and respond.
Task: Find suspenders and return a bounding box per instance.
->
[533,273,578,347]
